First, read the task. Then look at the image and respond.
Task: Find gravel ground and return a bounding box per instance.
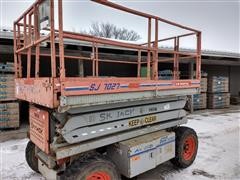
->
[0,106,239,180]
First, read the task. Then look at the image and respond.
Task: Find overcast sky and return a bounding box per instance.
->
[0,0,239,53]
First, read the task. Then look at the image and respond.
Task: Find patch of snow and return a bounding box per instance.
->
[0,139,43,180]
[138,109,240,180]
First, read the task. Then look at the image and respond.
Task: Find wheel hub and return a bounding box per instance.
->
[183,135,196,161]
[86,171,111,180]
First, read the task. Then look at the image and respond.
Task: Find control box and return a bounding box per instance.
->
[107,130,175,178]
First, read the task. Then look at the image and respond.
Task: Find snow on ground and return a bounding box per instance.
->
[138,107,240,180]
[0,138,43,180]
[0,107,240,180]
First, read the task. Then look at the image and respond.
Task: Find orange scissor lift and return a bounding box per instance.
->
[14,0,201,179]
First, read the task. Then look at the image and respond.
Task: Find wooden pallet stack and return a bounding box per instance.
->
[193,93,207,110]
[0,62,20,129]
[207,76,230,109]
[193,76,207,110]
[158,70,173,80]
[0,102,19,128]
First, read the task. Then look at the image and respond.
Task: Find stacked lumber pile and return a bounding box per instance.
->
[0,62,15,72]
[200,78,207,93]
[192,71,208,110]
[193,93,207,110]
[193,77,207,110]
[207,76,230,109]
[0,62,20,129]
[208,76,229,93]
[0,74,15,100]
[158,70,173,80]
[0,102,19,129]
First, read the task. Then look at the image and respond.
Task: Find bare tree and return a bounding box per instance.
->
[86,22,141,41]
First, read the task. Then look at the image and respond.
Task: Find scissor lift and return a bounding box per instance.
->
[14,0,201,179]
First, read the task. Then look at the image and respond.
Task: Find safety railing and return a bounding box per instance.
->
[14,0,201,82]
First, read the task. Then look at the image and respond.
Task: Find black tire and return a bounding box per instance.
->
[61,154,120,180]
[25,141,39,173]
[171,126,198,168]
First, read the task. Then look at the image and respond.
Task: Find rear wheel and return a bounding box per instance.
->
[171,126,198,168]
[61,154,120,180]
[25,140,39,173]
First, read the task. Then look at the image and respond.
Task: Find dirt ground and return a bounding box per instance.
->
[0,106,239,180]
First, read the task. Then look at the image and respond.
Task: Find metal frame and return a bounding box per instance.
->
[62,109,186,144]
[13,0,201,108]
[55,117,187,159]
[62,99,186,130]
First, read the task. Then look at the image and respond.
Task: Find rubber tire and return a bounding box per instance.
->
[61,155,120,180]
[25,141,39,173]
[171,126,198,168]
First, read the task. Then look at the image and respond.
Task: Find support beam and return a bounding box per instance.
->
[188,62,194,113]
[153,19,159,80]
[147,18,151,78]
[137,50,141,77]
[50,0,56,77]
[34,5,40,77]
[196,32,202,79]
[58,0,66,79]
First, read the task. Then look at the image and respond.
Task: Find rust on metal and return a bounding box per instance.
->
[58,0,66,80]
[153,18,158,80]
[92,43,96,77]
[96,44,99,77]
[34,4,40,77]
[50,0,56,78]
[15,78,58,108]
[147,18,152,79]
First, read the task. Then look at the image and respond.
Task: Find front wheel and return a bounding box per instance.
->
[61,154,120,180]
[171,126,198,168]
[25,140,39,173]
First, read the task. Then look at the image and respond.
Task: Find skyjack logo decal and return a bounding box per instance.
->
[64,82,200,91]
